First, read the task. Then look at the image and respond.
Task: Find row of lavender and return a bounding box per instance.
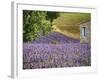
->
[32,32,79,44]
[23,32,90,69]
[23,43,91,69]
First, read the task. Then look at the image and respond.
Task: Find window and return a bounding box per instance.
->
[81,27,86,37]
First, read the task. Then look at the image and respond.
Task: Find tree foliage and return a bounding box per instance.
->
[46,11,59,23]
[23,10,59,42]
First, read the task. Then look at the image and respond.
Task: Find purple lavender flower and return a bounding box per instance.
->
[23,32,91,69]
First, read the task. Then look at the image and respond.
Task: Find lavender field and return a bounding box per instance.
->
[23,32,91,69]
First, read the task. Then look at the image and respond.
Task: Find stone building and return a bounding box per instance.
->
[80,21,91,44]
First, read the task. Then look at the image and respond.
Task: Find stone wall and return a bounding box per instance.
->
[80,21,91,44]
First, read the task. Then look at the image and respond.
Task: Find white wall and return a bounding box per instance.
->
[0,0,100,80]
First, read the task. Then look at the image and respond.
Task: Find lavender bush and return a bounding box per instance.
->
[23,32,91,69]
[32,32,79,44]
